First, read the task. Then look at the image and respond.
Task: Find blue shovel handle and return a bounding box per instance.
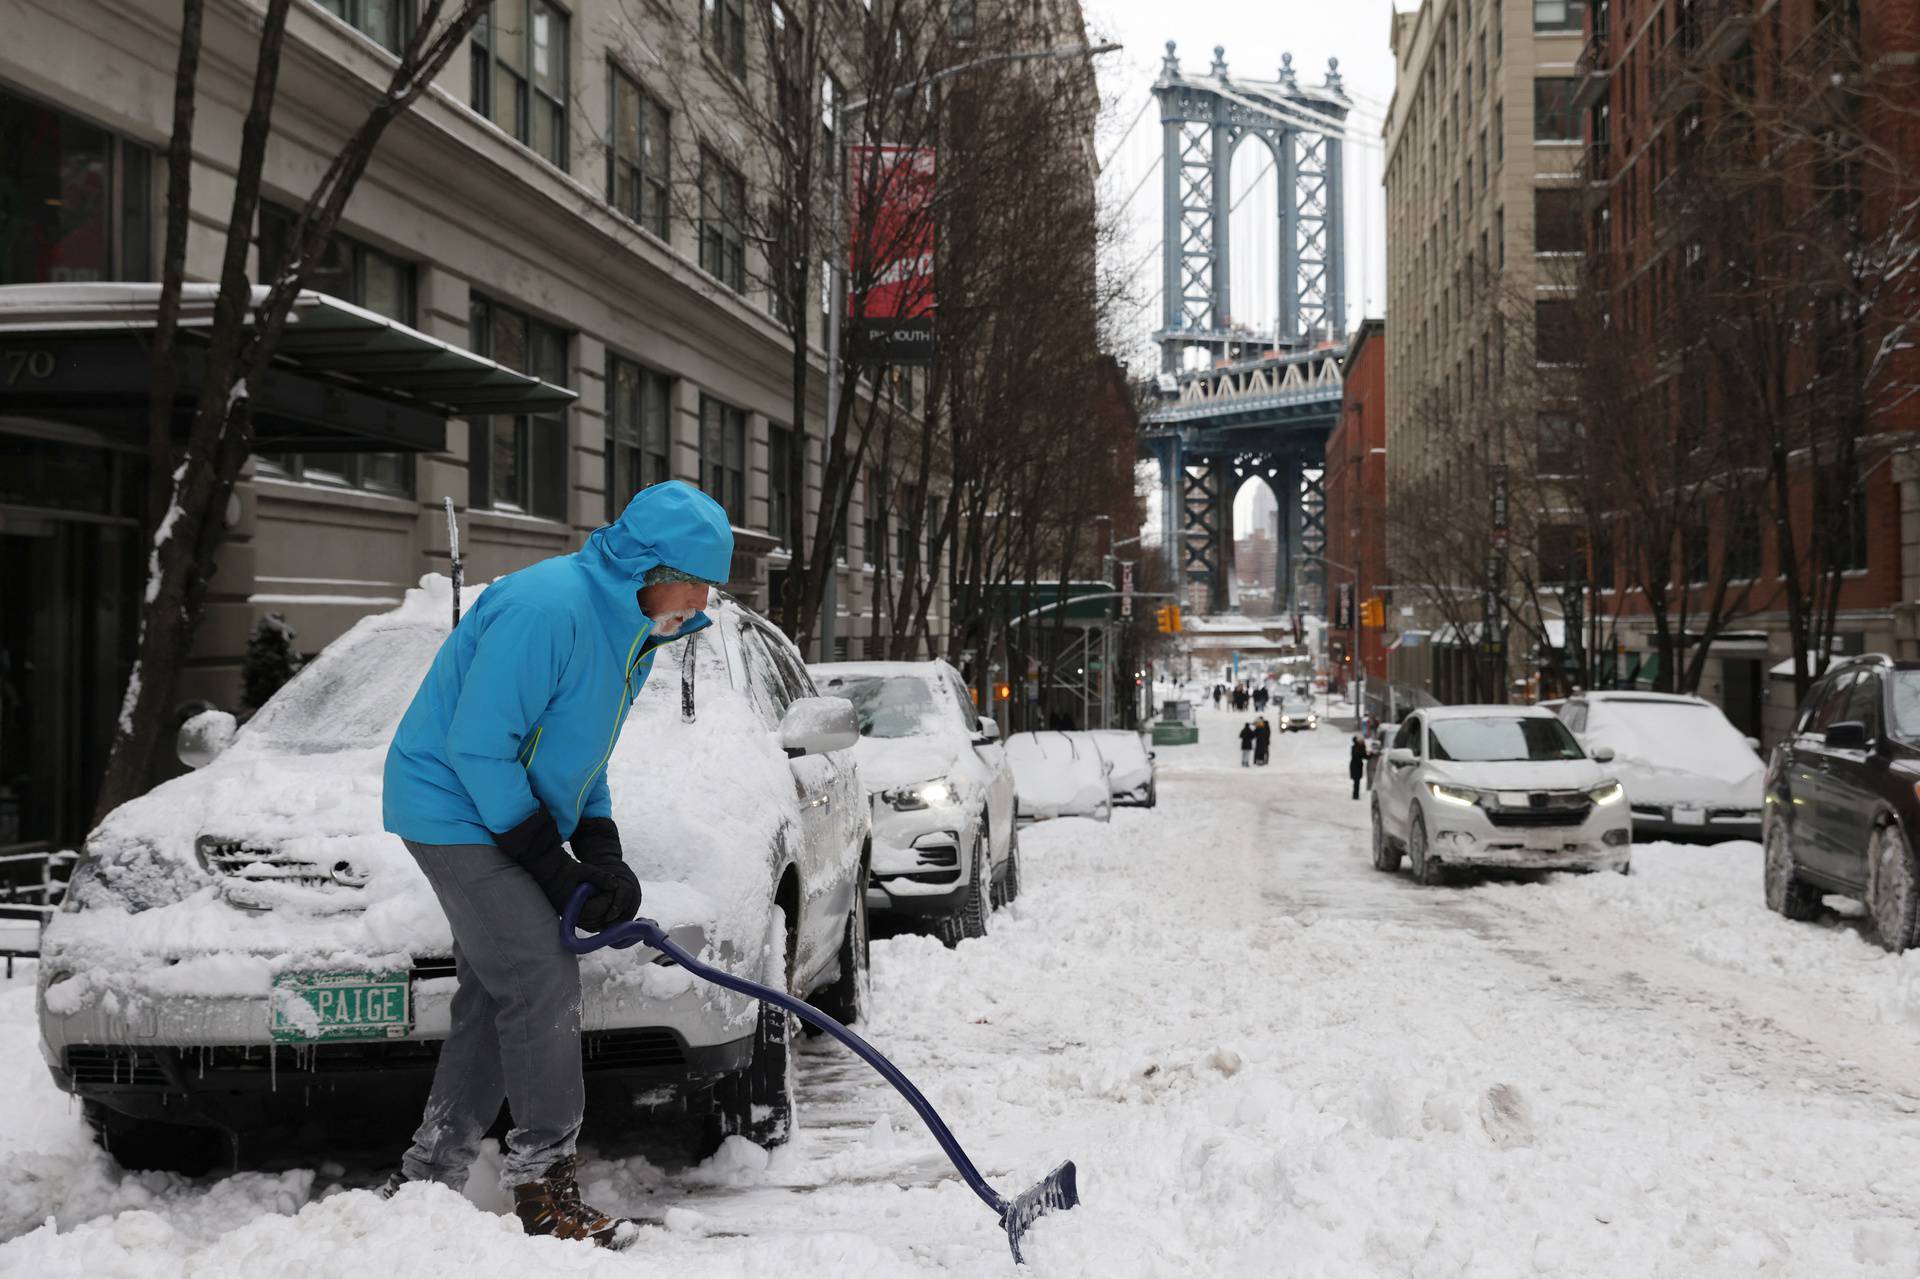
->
[559,884,1009,1220]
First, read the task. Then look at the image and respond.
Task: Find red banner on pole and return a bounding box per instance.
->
[849,144,936,364]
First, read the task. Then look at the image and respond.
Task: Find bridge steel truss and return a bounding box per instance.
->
[1144,43,1352,619]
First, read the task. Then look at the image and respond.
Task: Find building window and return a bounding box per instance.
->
[1537,524,1584,584]
[0,88,152,285]
[470,0,569,169]
[1817,467,1870,574]
[1536,411,1581,475]
[767,423,795,545]
[1682,524,1710,585]
[862,469,881,566]
[1534,299,1577,364]
[1725,496,1763,580]
[1533,77,1581,141]
[950,0,975,40]
[1533,0,1584,32]
[699,147,747,292]
[609,67,669,238]
[469,294,569,518]
[605,355,672,519]
[255,203,416,493]
[312,0,414,50]
[701,0,747,79]
[699,395,746,525]
[1534,187,1583,252]
[895,483,917,566]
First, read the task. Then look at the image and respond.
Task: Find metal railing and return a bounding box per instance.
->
[0,843,79,979]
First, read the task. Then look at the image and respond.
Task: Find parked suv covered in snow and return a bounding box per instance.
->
[39,577,870,1170]
[1556,692,1763,840]
[1370,705,1631,884]
[809,661,1018,945]
[1763,655,1920,952]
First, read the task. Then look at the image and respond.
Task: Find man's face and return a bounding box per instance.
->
[638,580,711,636]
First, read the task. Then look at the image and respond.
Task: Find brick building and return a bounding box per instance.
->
[1325,317,1389,694]
[1574,0,1920,742]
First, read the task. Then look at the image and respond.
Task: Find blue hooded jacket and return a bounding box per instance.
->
[383,481,734,847]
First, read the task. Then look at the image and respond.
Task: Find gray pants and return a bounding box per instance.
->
[402,838,582,1189]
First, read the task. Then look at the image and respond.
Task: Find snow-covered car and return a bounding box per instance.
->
[1370,705,1631,884]
[39,577,870,1171]
[1556,692,1763,840]
[1279,700,1318,732]
[1004,732,1113,824]
[808,661,1018,944]
[1089,730,1156,807]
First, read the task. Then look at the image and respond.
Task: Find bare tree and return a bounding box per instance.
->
[97,1,491,819]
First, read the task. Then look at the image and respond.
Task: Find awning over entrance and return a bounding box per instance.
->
[0,283,575,453]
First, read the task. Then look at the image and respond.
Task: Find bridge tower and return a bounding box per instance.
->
[1145,42,1351,621]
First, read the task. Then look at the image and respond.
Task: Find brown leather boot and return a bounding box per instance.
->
[511,1155,639,1250]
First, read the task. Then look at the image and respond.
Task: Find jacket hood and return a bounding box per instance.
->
[576,482,734,649]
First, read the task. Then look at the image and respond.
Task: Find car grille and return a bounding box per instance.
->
[583,1028,687,1071]
[1484,791,1592,828]
[65,1046,169,1087]
[196,838,368,911]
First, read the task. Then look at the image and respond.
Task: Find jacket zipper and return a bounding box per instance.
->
[574,621,652,821]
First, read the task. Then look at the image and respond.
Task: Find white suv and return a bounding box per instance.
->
[1370,705,1631,884]
[809,661,1017,946]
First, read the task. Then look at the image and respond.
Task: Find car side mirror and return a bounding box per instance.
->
[1591,745,1616,763]
[1824,720,1870,750]
[176,709,238,769]
[780,697,860,757]
[974,716,1001,746]
[1386,747,1416,767]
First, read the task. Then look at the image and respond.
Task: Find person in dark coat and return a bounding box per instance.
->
[1253,716,1272,766]
[1350,734,1368,800]
[1238,721,1255,767]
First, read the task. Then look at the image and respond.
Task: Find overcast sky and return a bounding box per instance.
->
[1081,0,1414,535]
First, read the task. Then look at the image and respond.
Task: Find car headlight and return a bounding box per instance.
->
[881,779,955,811]
[59,856,102,913]
[1427,781,1481,808]
[1589,781,1625,806]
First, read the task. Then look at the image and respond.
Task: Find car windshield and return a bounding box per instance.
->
[815,674,944,739]
[1428,716,1584,762]
[243,623,446,751]
[1890,672,1920,740]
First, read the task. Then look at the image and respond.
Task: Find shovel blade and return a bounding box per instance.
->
[1000,1160,1079,1265]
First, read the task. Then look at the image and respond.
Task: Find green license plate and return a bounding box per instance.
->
[270,970,410,1043]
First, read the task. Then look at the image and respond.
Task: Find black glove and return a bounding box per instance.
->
[492,809,634,933]
[569,816,642,931]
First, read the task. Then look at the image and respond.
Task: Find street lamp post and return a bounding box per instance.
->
[823,40,1118,661]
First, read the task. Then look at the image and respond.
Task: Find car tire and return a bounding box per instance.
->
[1370,802,1402,873]
[1146,780,1158,809]
[935,829,990,947]
[813,861,871,1027]
[84,1101,222,1175]
[1868,824,1920,953]
[1001,829,1023,905]
[1764,821,1822,922]
[706,910,796,1151]
[1408,808,1443,886]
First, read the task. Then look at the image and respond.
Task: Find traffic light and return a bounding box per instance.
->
[1169,604,1183,632]
[1361,597,1386,628]
[994,681,1012,702]
[1154,604,1172,634]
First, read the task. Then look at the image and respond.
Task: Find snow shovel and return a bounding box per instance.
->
[560,884,1078,1264]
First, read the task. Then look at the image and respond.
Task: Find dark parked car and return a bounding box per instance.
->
[1763,655,1920,952]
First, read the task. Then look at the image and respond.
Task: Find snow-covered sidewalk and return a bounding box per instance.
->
[5,706,1920,1275]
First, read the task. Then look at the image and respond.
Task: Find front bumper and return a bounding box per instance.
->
[1423,800,1632,872]
[1629,804,1762,842]
[866,800,977,916]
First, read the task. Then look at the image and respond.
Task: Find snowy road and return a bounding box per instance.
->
[8,704,1920,1276]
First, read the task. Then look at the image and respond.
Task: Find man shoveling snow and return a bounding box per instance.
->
[380,480,732,1249]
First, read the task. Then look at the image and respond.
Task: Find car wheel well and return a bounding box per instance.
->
[774,865,800,975]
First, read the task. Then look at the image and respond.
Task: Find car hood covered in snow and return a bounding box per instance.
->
[1582,701,1763,807]
[845,735,961,794]
[1006,732,1109,819]
[42,576,790,1003]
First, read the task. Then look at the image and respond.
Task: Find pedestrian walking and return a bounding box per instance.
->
[1254,686,1269,713]
[1238,721,1255,767]
[380,480,733,1250]
[1349,734,1368,800]
[1253,716,1272,766]
[1213,685,1224,710]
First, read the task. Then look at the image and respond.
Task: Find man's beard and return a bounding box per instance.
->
[649,609,697,637]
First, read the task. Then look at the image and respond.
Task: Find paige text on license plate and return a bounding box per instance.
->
[271,970,410,1043]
